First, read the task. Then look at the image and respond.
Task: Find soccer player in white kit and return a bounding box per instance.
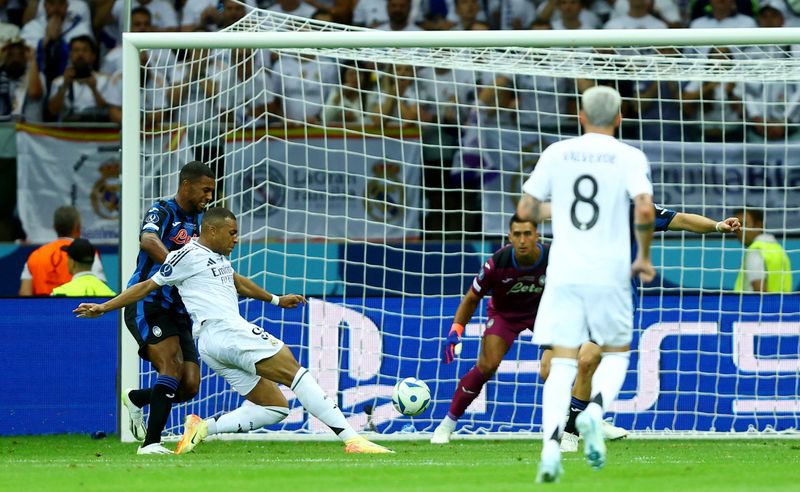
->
[517,86,656,483]
[75,207,392,454]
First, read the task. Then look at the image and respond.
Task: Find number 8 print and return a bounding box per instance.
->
[570,174,599,231]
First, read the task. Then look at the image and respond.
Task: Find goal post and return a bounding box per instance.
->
[120,18,800,442]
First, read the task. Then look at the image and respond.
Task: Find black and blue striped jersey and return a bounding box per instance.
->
[127,199,203,311]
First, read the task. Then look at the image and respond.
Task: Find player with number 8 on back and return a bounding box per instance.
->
[518,85,655,483]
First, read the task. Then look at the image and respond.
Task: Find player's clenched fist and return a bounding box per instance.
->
[441,323,464,364]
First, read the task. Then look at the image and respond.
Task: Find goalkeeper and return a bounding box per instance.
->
[432,206,740,445]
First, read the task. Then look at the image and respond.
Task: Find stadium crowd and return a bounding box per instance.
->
[0,0,796,140]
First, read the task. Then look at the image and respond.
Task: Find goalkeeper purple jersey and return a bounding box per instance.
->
[470,243,549,324]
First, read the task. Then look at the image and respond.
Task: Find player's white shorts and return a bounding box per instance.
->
[532,283,633,348]
[197,318,285,396]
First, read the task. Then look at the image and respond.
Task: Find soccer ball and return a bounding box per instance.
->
[392,377,431,417]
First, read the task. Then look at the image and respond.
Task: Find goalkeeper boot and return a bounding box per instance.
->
[137,443,173,455]
[121,388,146,442]
[535,444,563,484]
[175,414,209,455]
[559,431,579,453]
[344,437,394,454]
[601,418,628,440]
[576,410,606,470]
[430,417,456,444]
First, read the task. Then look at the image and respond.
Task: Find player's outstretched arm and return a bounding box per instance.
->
[233,273,307,308]
[442,289,481,364]
[73,279,160,318]
[669,213,741,234]
[632,194,656,283]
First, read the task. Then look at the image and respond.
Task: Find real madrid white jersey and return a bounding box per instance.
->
[522,132,653,288]
[152,238,239,333]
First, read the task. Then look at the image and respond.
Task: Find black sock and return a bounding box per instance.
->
[129,388,152,408]
[564,396,589,435]
[143,375,179,446]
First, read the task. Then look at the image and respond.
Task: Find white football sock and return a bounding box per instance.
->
[586,351,631,420]
[440,415,457,431]
[210,400,289,435]
[541,358,578,454]
[291,368,358,442]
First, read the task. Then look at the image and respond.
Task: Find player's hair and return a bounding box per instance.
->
[735,208,764,225]
[202,206,236,227]
[581,85,621,127]
[509,213,537,229]
[53,206,80,237]
[179,161,215,184]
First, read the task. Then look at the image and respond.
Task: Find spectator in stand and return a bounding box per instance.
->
[689,0,756,20]
[603,0,667,28]
[51,238,116,296]
[451,0,489,30]
[0,38,46,121]
[113,0,178,31]
[21,0,93,93]
[743,2,799,142]
[352,0,389,27]
[47,35,114,121]
[322,62,370,127]
[19,205,106,296]
[609,0,683,27]
[682,47,744,142]
[688,0,757,28]
[106,49,172,126]
[497,0,537,30]
[271,53,336,124]
[101,7,176,75]
[516,19,578,135]
[268,0,316,18]
[632,49,683,141]
[369,64,431,126]
[219,48,274,127]
[376,0,422,30]
[733,208,793,293]
[537,0,601,29]
[416,0,460,30]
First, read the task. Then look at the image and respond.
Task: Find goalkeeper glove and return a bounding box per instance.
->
[442,323,464,364]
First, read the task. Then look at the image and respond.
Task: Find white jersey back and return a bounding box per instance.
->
[522,133,652,287]
[152,238,240,334]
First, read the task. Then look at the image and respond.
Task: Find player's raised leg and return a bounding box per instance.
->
[431,333,509,444]
[255,345,393,453]
[176,379,290,454]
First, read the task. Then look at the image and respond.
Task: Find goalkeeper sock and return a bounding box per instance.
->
[587,351,631,419]
[541,358,577,448]
[448,366,491,420]
[291,368,358,442]
[211,400,289,434]
[143,375,179,446]
[128,388,151,408]
[564,396,588,435]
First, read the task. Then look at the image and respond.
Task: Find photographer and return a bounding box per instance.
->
[47,35,112,122]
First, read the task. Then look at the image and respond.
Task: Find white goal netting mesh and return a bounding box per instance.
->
[132,8,800,438]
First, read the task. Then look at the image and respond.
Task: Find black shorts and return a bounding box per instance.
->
[124,301,199,366]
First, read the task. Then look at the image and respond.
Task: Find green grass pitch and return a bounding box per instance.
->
[1,436,799,492]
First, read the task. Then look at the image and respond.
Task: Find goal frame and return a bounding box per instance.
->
[119,28,800,442]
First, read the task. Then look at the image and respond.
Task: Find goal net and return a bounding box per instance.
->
[121,9,800,440]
